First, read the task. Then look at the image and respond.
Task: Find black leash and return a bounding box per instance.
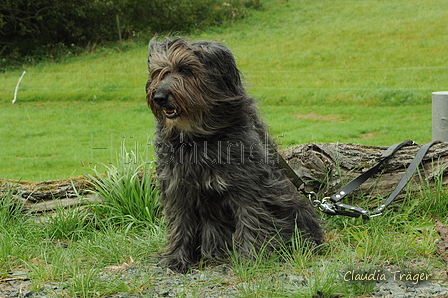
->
[270,144,305,190]
[273,140,437,219]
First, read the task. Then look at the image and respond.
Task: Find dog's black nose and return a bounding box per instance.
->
[154,92,169,106]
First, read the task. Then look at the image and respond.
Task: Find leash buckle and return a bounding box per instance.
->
[313,197,337,214]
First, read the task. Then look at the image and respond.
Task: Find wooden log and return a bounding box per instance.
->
[0,175,95,203]
[282,141,448,199]
[1,142,447,213]
[0,175,98,213]
[24,194,103,213]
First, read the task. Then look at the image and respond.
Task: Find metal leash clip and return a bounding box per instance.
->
[305,191,319,207]
[310,195,337,214]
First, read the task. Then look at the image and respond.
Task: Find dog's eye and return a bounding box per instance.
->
[151,69,160,78]
[178,67,192,76]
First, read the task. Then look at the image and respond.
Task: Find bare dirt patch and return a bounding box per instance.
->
[360,132,378,139]
[294,113,348,122]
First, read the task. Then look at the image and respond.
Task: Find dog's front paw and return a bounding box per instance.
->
[160,255,196,274]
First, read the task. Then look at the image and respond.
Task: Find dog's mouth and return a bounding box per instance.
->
[163,107,181,119]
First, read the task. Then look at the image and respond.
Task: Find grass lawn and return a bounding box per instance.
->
[0,100,432,181]
[1,0,448,297]
[1,0,447,180]
[2,101,155,180]
[1,147,447,297]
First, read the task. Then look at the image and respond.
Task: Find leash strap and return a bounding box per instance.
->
[270,137,437,219]
[369,140,437,215]
[328,140,413,204]
[268,141,305,190]
[315,140,437,219]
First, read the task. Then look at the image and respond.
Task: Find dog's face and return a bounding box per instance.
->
[146,37,243,133]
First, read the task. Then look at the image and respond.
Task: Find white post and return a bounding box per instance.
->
[432,91,448,142]
[12,71,27,104]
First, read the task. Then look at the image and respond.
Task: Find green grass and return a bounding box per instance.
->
[0,1,447,296]
[201,0,448,102]
[1,144,447,297]
[1,101,154,180]
[87,149,161,229]
[1,0,447,180]
[0,154,163,297]
[0,100,432,180]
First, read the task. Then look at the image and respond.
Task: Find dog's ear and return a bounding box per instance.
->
[148,36,163,53]
[148,37,163,66]
[192,41,243,96]
[148,37,190,66]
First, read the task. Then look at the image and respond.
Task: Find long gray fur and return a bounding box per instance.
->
[146,37,324,273]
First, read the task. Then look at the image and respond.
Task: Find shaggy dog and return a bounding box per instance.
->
[146,37,323,273]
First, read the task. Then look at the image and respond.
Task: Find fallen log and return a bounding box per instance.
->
[1,142,447,213]
[0,175,99,213]
[0,175,94,202]
[283,141,448,200]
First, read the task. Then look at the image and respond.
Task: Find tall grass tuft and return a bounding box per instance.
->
[0,185,27,226]
[44,206,94,241]
[87,144,161,231]
[280,226,322,271]
[416,165,448,220]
